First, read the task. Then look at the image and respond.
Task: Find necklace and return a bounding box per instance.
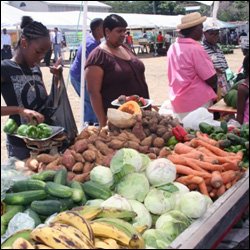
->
[12,60,36,92]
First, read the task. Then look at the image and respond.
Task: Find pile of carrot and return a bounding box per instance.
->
[166,132,245,199]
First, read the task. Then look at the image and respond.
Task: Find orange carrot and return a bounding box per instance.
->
[198,180,209,196]
[188,184,198,190]
[217,184,226,197]
[188,158,224,172]
[221,170,237,184]
[178,151,204,160]
[200,155,219,164]
[210,171,223,188]
[174,143,195,154]
[168,155,207,172]
[175,165,211,178]
[192,139,231,157]
[197,147,218,157]
[196,131,218,146]
[222,162,240,171]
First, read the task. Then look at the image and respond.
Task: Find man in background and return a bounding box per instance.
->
[70,18,104,126]
[51,27,63,63]
[1,28,12,60]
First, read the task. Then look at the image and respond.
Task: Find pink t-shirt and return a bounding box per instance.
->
[167,37,217,113]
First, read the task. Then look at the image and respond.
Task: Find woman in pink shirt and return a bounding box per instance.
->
[167,13,218,120]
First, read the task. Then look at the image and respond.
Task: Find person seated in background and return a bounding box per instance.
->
[157,31,164,48]
[203,22,230,99]
[237,55,249,125]
[167,12,217,121]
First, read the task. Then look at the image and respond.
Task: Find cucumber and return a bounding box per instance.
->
[45,182,73,198]
[82,181,112,200]
[45,195,75,211]
[54,168,68,185]
[1,205,25,226]
[31,170,57,181]
[70,181,86,203]
[4,190,47,205]
[12,179,46,192]
[24,208,42,227]
[31,200,62,216]
[227,133,247,146]
[220,121,228,133]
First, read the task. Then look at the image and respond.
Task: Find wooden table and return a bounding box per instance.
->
[208,99,237,114]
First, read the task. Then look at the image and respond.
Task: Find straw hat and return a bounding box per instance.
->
[177,12,207,30]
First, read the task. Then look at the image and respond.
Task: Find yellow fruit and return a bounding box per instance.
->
[12,238,34,249]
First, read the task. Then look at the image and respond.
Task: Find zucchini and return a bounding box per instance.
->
[31,170,57,181]
[54,168,68,185]
[45,182,73,198]
[1,205,24,226]
[12,179,46,192]
[4,190,47,205]
[31,200,62,216]
[199,122,214,135]
[82,181,112,200]
[24,208,42,227]
[70,181,86,203]
[46,195,75,211]
[220,121,228,133]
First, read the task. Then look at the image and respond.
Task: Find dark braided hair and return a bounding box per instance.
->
[17,16,49,48]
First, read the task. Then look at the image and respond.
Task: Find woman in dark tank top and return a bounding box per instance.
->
[85,14,150,127]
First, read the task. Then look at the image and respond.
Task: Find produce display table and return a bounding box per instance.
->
[169,170,249,249]
[208,99,237,114]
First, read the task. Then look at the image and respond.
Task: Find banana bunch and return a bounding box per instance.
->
[2,206,145,249]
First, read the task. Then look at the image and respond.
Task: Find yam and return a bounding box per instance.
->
[108,139,125,150]
[124,141,140,151]
[76,129,91,140]
[83,162,95,173]
[162,131,173,142]
[67,172,76,182]
[62,149,76,170]
[45,164,65,171]
[95,140,113,155]
[159,147,171,158]
[45,158,61,170]
[141,136,153,147]
[149,147,161,156]
[138,146,150,154]
[82,150,96,162]
[72,162,84,173]
[71,151,85,163]
[148,153,157,160]
[124,131,141,143]
[156,126,167,137]
[74,139,88,153]
[25,158,39,172]
[132,122,146,140]
[36,154,58,164]
[153,138,165,148]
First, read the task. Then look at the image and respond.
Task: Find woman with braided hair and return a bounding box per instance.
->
[1,16,61,160]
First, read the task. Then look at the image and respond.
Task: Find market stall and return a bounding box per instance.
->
[1,94,249,249]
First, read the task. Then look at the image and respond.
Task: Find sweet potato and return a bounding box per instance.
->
[74,139,88,153]
[83,162,95,173]
[76,129,91,140]
[148,153,157,160]
[95,140,113,155]
[138,146,150,154]
[71,151,85,163]
[67,172,76,182]
[45,158,61,170]
[25,158,39,171]
[36,154,58,164]
[62,149,76,170]
[82,150,96,163]
[124,141,140,151]
[124,131,141,143]
[149,147,161,156]
[141,136,153,147]
[45,164,65,171]
[162,131,173,142]
[73,173,90,182]
[72,162,84,173]
[153,137,165,148]
[132,122,146,140]
[108,139,125,150]
[159,147,172,158]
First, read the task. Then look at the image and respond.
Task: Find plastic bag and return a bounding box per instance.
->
[41,74,78,150]
[182,107,221,130]
[1,158,28,201]
[159,100,177,118]
[1,213,35,244]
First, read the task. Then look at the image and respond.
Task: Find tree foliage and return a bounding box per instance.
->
[101,1,249,21]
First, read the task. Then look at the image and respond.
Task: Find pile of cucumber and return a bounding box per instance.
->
[1,168,113,235]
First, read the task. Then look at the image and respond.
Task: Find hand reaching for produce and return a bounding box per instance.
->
[19,108,44,124]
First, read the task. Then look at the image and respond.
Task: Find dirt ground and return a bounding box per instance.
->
[1,48,244,163]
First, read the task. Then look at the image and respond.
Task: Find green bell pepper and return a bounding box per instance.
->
[17,124,29,136]
[37,126,52,139]
[3,118,18,134]
[167,136,179,147]
[26,125,38,139]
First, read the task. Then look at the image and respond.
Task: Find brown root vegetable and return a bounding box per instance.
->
[72,162,84,173]
[76,129,91,140]
[87,144,99,152]
[71,151,85,163]
[88,135,99,144]
[67,172,76,182]
[149,123,158,133]
[45,165,65,171]
[156,126,167,137]
[45,158,61,170]
[148,153,157,160]
[144,128,151,137]
[141,136,153,147]
[159,147,172,158]
[132,122,146,140]
[83,162,95,173]
[124,131,141,143]
[82,150,96,162]
[108,139,125,150]
[153,138,165,148]
[150,147,161,156]
[62,149,76,170]
[38,162,47,172]
[102,153,115,167]
[124,141,140,151]
[138,146,150,154]
[25,158,39,172]
[74,139,89,153]
[162,131,173,142]
[95,140,113,155]
[36,154,58,164]
[95,151,106,166]
[73,172,90,182]
[170,118,180,127]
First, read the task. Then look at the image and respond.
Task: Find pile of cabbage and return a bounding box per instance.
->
[88,148,213,249]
